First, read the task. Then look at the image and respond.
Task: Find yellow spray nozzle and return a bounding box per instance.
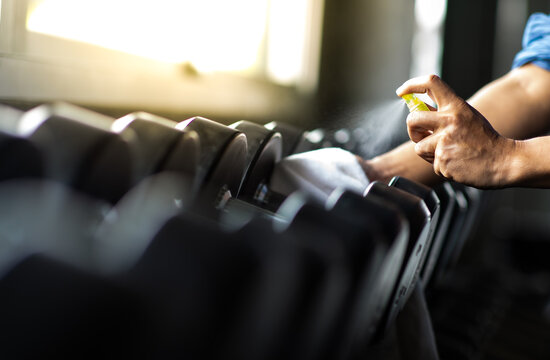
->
[401,93,430,112]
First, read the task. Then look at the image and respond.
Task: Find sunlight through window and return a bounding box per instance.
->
[26,0,322,87]
[27,0,268,72]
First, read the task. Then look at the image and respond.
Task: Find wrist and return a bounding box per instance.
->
[505,137,550,187]
[498,138,522,186]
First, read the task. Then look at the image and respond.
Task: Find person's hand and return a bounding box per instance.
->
[396,75,517,188]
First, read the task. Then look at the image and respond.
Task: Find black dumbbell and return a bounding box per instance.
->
[422,181,457,288]
[120,212,305,359]
[388,176,441,285]
[363,181,431,331]
[0,105,43,180]
[92,172,196,274]
[0,179,110,272]
[276,190,408,359]
[229,120,282,200]
[0,131,43,181]
[325,189,410,358]
[0,253,151,359]
[93,117,277,275]
[264,121,324,156]
[16,102,134,203]
[215,215,348,360]
[176,116,247,211]
[112,111,200,186]
[431,184,483,286]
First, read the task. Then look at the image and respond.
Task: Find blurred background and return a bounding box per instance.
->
[2,0,550,358]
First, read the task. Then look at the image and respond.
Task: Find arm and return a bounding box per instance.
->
[359,63,550,187]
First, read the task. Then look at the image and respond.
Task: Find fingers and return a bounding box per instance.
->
[415,134,453,180]
[414,136,437,164]
[396,74,458,108]
[406,111,443,143]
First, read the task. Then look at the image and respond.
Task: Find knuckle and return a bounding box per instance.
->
[438,131,452,145]
[414,142,423,155]
[426,74,440,84]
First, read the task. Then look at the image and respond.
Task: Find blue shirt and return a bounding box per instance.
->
[512,13,550,71]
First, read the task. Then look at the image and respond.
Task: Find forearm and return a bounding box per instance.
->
[506,136,550,187]
[359,141,441,186]
[469,64,550,139]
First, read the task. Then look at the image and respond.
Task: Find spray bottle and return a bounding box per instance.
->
[401,94,430,112]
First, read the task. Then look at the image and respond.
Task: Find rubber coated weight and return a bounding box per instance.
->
[0,179,109,274]
[422,182,457,288]
[215,217,346,360]
[0,132,43,180]
[388,176,441,285]
[177,116,247,204]
[325,189,409,355]
[94,172,196,274]
[431,184,482,286]
[430,186,469,286]
[0,254,150,359]
[229,120,282,199]
[126,213,267,359]
[113,112,200,185]
[276,192,395,359]
[364,181,431,329]
[18,102,134,203]
[264,121,303,157]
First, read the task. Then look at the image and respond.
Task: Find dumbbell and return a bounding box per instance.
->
[264,121,324,157]
[93,172,196,274]
[422,182,457,288]
[229,120,282,201]
[276,190,408,359]
[215,215,349,360]
[431,184,482,286]
[0,253,151,359]
[0,179,110,273]
[112,111,200,187]
[119,212,316,359]
[15,102,134,203]
[0,105,43,180]
[174,116,247,212]
[177,118,288,220]
[363,181,432,333]
[89,112,201,274]
[388,176,442,285]
[93,117,271,274]
[0,130,43,181]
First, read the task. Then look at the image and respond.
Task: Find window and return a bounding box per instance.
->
[0,0,324,119]
[26,0,323,88]
[410,0,447,78]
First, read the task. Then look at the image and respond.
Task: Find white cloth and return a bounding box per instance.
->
[270,147,370,204]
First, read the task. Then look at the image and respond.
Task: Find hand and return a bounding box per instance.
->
[396,75,517,188]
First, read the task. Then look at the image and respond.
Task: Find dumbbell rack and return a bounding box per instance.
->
[0,101,482,359]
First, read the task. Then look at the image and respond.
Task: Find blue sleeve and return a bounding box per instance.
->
[511,13,550,71]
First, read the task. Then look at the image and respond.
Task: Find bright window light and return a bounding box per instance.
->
[410,0,447,78]
[27,0,269,73]
[26,0,323,88]
[267,0,309,86]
